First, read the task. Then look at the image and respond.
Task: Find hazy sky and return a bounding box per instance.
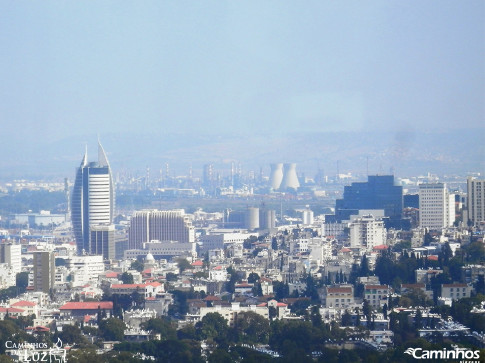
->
[0,1,484,142]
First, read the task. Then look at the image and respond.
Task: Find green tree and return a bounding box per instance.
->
[177,258,193,273]
[120,272,134,284]
[196,313,228,342]
[130,260,144,272]
[99,318,126,341]
[59,325,88,346]
[235,311,270,344]
[16,272,29,290]
[341,310,352,327]
[247,272,260,284]
[141,318,177,340]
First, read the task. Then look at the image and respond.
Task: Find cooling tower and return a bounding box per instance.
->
[269,163,284,190]
[280,163,300,190]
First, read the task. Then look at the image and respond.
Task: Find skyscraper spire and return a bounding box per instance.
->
[80,144,88,167]
[98,140,110,167]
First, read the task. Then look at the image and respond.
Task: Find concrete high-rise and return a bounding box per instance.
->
[90,224,115,260]
[466,177,485,227]
[33,251,55,293]
[128,209,195,250]
[71,142,115,254]
[419,183,455,230]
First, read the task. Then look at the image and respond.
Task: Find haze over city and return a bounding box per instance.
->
[0,1,483,178]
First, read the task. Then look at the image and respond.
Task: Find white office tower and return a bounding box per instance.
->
[128,209,195,249]
[419,183,455,230]
[280,163,300,190]
[269,163,284,190]
[72,142,115,254]
[350,215,387,252]
[467,177,485,226]
[245,207,260,230]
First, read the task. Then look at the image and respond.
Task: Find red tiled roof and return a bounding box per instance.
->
[327,287,352,293]
[427,255,439,261]
[111,284,148,289]
[6,307,24,313]
[145,282,162,287]
[60,302,113,310]
[213,266,223,270]
[191,260,203,266]
[340,248,351,253]
[373,245,389,250]
[365,285,388,290]
[443,283,468,288]
[257,303,267,307]
[105,272,119,278]
[203,295,222,301]
[402,284,425,288]
[11,300,36,307]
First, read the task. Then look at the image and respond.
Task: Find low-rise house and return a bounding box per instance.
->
[324,285,354,308]
[364,285,389,309]
[59,301,113,320]
[441,283,472,300]
[110,282,164,298]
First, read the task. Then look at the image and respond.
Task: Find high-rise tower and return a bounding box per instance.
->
[71,142,115,254]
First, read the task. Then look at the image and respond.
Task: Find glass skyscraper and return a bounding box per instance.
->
[71,142,115,254]
[335,175,403,222]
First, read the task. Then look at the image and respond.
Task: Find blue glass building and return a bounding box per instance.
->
[335,175,403,222]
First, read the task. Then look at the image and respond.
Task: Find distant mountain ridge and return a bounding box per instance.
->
[1,129,483,180]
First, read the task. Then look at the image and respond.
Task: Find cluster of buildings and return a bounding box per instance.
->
[0,143,484,354]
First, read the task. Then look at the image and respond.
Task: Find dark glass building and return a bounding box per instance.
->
[335,175,403,222]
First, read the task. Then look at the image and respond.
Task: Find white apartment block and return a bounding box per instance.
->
[350,215,387,252]
[0,243,21,274]
[198,231,256,253]
[466,177,485,226]
[66,255,105,287]
[419,183,455,230]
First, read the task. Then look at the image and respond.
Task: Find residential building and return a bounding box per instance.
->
[466,177,485,226]
[364,285,389,309]
[324,285,354,308]
[441,283,472,300]
[418,183,455,230]
[350,215,387,251]
[0,242,21,273]
[33,251,55,294]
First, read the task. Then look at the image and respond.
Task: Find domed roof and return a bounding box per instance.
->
[145,253,155,262]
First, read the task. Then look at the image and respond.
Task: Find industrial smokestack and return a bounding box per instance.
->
[280,163,300,190]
